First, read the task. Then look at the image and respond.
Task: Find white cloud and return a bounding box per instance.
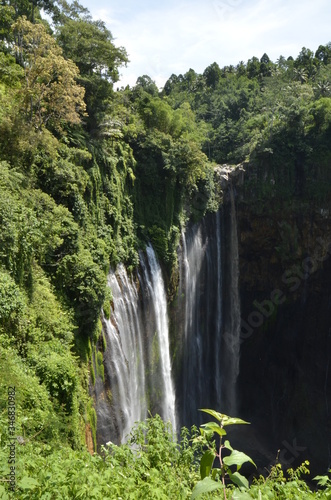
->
[87,0,331,88]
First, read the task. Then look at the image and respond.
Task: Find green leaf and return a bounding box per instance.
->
[221,416,251,426]
[224,439,233,451]
[199,409,250,426]
[223,450,256,470]
[199,408,223,421]
[191,477,223,500]
[211,468,221,480]
[201,422,227,437]
[228,470,249,489]
[231,491,254,500]
[200,450,215,479]
[313,474,330,486]
[18,476,40,490]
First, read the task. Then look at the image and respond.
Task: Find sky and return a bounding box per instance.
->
[81,0,331,89]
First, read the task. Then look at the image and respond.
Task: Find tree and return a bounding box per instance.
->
[246,56,261,79]
[135,75,159,96]
[0,4,15,47]
[294,47,316,79]
[55,7,128,130]
[260,52,273,76]
[203,62,222,88]
[12,16,86,130]
[57,17,128,82]
[163,73,180,95]
[315,43,331,65]
[0,0,57,25]
[294,67,308,83]
[183,68,199,91]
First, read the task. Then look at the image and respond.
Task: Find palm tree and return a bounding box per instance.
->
[293,68,308,84]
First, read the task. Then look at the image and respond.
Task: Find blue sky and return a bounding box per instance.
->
[81,0,331,88]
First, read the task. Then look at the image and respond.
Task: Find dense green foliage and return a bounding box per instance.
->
[0,415,203,499]
[162,49,331,203]
[1,409,331,498]
[0,1,218,495]
[1,0,331,497]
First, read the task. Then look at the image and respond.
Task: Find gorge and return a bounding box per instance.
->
[96,181,242,444]
[95,166,331,476]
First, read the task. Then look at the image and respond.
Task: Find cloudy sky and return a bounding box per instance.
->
[82,0,331,89]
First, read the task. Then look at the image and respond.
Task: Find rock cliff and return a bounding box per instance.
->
[231,164,331,475]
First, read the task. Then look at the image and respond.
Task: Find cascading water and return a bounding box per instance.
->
[101,264,147,443]
[97,189,240,444]
[175,194,241,428]
[98,244,176,444]
[175,210,223,428]
[139,245,177,433]
[223,184,241,415]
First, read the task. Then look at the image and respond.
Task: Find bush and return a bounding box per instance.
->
[56,250,107,337]
[0,269,25,327]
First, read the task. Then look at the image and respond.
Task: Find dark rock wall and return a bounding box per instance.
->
[235,180,331,475]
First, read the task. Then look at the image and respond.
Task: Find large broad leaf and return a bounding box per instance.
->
[191,477,223,500]
[199,409,250,427]
[201,421,227,437]
[228,470,249,489]
[200,450,216,479]
[223,450,256,470]
[17,476,39,490]
[221,416,251,426]
[313,475,330,486]
[199,409,223,421]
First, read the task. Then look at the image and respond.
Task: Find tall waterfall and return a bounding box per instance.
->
[175,211,223,428]
[223,184,241,414]
[97,191,241,443]
[174,196,241,428]
[101,264,147,443]
[139,245,177,432]
[99,244,176,444]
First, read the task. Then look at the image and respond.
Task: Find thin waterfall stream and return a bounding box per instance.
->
[100,244,176,443]
[176,210,223,428]
[139,245,177,433]
[101,264,147,443]
[223,184,241,415]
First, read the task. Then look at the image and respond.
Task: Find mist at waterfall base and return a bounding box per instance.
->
[97,197,240,445]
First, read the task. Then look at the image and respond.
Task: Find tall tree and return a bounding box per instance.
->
[13,16,86,130]
[203,62,222,88]
[55,2,128,131]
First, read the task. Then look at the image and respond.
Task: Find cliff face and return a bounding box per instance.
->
[233,170,331,475]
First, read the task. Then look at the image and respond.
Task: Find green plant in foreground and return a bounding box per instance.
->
[314,469,331,496]
[191,409,256,500]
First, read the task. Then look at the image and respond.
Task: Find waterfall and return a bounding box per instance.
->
[215,210,223,404]
[140,245,177,433]
[223,184,241,415]
[176,211,223,427]
[180,222,206,420]
[100,244,176,444]
[175,197,240,428]
[101,264,147,443]
[98,191,241,443]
